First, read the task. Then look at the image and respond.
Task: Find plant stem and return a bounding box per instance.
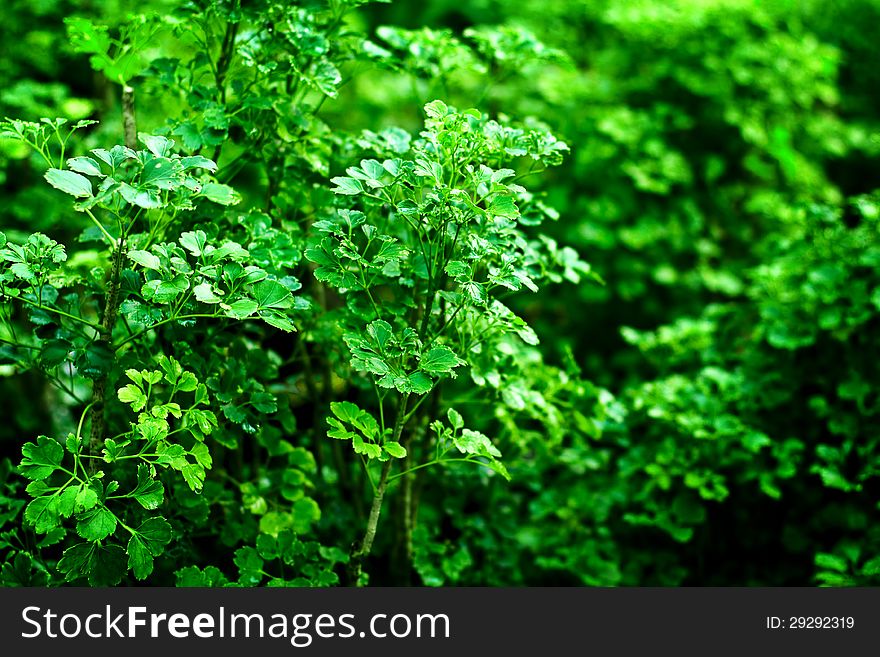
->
[88,85,136,472]
[386,457,476,482]
[347,393,409,585]
[122,86,137,150]
[15,297,101,331]
[395,431,415,585]
[115,313,221,350]
[347,458,392,585]
[84,207,118,248]
[393,384,437,584]
[87,238,125,472]
[215,19,239,105]
[212,14,239,163]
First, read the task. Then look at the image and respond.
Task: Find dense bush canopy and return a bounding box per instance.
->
[1,0,879,586]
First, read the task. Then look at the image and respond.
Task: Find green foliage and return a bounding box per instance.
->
[0,0,595,587]
[16,355,214,582]
[2,0,880,588]
[343,0,880,586]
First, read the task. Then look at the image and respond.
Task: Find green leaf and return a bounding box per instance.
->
[58,486,80,517]
[75,505,118,541]
[383,441,407,458]
[861,556,880,576]
[326,417,356,440]
[142,368,162,385]
[258,511,292,537]
[75,485,99,513]
[151,401,182,420]
[102,438,127,462]
[119,183,162,209]
[329,401,380,440]
[139,133,175,157]
[127,517,173,580]
[45,169,93,198]
[191,443,212,469]
[178,371,198,392]
[488,194,519,217]
[193,282,222,304]
[450,428,509,479]
[252,279,292,309]
[461,281,487,304]
[175,565,229,587]
[180,155,217,172]
[281,469,307,501]
[57,542,127,586]
[815,553,849,573]
[130,464,164,510]
[226,298,259,319]
[117,383,147,412]
[65,432,81,454]
[234,546,264,585]
[419,345,464,374]
[25,496,61,533]
[37,528,67,550]
[424,100,449,119]
[181,463,206,493]
[187,409,218,436]
[350,411,380,440]
[20,436,64,480]
[367,320,393,352]
[352,436,382,459]
[407,372,433,394]
[141,156,184,190]
[259,310,296,332]
[310,59,342,97]
[67,156,103,177]
[155,443,188,469]
[41,340,73,368]
[128,249,161,270]
[0,552,49,586]
[292,497,321,533]
[26,481,50,497]
[330,401,361,424]
[330,177,364,195]
[200,183,241,205]
[58,484,98,518]
[445,260,470,278]
[288,448,316,473]
[90,145,134,169]
[126,537,154,581]
[156,355,183,384]
[179,230,207,256]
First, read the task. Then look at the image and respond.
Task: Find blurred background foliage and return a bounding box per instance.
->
[2,0,880,585]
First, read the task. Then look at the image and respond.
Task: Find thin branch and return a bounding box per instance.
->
[15,297,101,331]
[115,313,222,350]
[347,393,410,585]
[122,86,137,150]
